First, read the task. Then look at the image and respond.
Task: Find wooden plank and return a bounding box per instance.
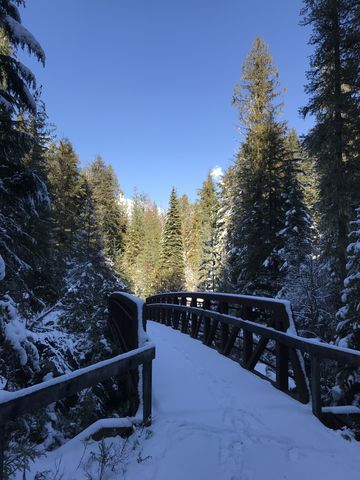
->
[242,330,253,366]
[0,346,155,425]
[202,299,211,343]
[245,337,269,371]
[218,302,229,353]
[311,355,322,419]
[142,360,152,426]
[276,342,289,391]
[145,304,360,367]
[146,292,290,330]
[173,297,180,329]
[288,348,310,404]
[0,424,4,480]
[190,297,198,338]
[223,327,240,356]
[205,319,219,347]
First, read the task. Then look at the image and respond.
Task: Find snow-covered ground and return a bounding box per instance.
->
[22,321,359,480]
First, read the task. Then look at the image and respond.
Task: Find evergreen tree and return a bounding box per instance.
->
[46,139,82,256]
[122,192,146,294]
[0,3,49,314]
[217,165,237,292]
[225,37,288,296]
[278,131,312,282]
[276,131,330,335]
[0,0,45,115]
[137,199,163,297]
[178,194,202,291]
[301,0,360,302]
[334,207,360,407]
[157,188,185,292]
[86,156,126,262]
[198,172,220,291]
[77,174,102,257]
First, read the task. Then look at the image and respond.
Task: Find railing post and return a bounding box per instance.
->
[276,341,289,391]
[190,297,198,338]
[242,306,253,367]
[218,302,229,352]
[142,360,153,427]
[181,297,189,333]
[173,297,180,330]
[242,330,253,367]
[311,355,322,419]
[0,424,4,480]
[203,299,211,343]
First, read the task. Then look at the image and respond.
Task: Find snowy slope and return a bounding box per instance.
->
[22,321,359,480]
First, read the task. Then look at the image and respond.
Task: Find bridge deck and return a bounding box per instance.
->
[125,322,359,480]
[23,321,359,479]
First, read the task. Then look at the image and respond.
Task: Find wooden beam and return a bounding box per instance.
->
[0,346,155,425]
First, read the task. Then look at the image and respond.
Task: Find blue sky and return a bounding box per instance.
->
[20,0,313,208]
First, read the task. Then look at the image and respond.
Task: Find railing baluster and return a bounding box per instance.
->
[190,297,198,338]
[276,341,289,391]
[0,424,4,480]
[142,360,153,426]
[219,302,229,353]
[203,299,211,344]
[242,330,253,366]
[181,297,189,333]
[173,296,180,329]
[311,355,321,419]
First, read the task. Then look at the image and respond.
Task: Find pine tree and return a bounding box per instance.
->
[77,174,102,257]
[225,37,288,296]
[0,0,45,115]
[0,4,50,314]
[46,139,82,256]
[178,194,202,291]
[137,199,163,297]
[276,131,326,333]
[122,192,146,294]
[86,156,126,262]
[334,207,360,408]
[157,188,185,292]
[278,132,312,279]
[217,165,237,292]
[198,172,220,291]
[301,0,360,302]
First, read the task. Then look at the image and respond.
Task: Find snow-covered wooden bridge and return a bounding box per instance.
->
[3,291,360,479]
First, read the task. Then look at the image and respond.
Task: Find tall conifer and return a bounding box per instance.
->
[226,37,288,296]
[301,0,360,302]
[158,188,185,292]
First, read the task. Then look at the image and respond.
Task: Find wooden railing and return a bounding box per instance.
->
[0,292,155,480]
[145,291,360,424]
[0,344,155,479]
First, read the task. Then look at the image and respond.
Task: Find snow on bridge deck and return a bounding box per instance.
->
[126,322,359,480]
[25,321,359,480]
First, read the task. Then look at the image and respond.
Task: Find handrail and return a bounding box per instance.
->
[0,343,155,479]
[144,292,360,427]
[146,304,360,365]
[0,292,155,480]
[0,344,155,426]
[146,291,292,331]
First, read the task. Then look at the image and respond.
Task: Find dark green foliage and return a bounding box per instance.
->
[301,0,360,298]
[334,207,360,408]
[0,0,45,114]
[158,188,185,292]
[225,38,289,296]
[46,139,82,257]
[86,156,127,262]
[198,173,220,291]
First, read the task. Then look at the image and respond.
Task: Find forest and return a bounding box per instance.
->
[0,0,359,476]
